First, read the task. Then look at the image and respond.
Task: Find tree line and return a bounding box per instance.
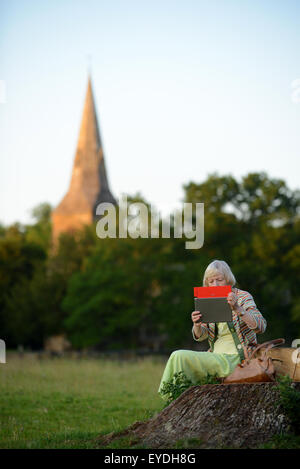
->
[0,172,299,352]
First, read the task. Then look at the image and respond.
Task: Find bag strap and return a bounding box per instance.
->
[248,338,285,360]
[227,321,245,361]
[211,322,245,361]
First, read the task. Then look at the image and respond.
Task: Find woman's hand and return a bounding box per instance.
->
[191,310,203,325]
[227,291,239,311]
[227,291,244,315]
[191,311,205,339]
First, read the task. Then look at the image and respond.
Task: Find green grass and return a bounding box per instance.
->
[1,354,299,449]
[0,353,165,449]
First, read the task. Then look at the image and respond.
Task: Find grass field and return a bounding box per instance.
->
[2,353,300,449]
[0,353,166,449]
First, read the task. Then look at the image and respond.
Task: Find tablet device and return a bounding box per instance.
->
[194,285,232,323]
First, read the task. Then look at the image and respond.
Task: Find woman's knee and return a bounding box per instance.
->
[169,349,190,366]
[169,349,185,360]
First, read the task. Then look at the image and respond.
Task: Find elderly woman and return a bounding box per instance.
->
[158,260,267,398]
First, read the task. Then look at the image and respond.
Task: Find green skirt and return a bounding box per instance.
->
[158,349,240,399]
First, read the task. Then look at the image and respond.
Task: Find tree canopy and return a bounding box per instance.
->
[0,172,299,351]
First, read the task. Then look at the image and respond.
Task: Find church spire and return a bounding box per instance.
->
[51,76,116,244]
[77,76,101,155]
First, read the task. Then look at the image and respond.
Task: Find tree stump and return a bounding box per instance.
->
[98,382,300,449]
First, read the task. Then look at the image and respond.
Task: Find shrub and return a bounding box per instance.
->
[160,371,219,405]
[276,375,300,434]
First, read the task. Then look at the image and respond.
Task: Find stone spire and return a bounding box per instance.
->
[51,76,116,244]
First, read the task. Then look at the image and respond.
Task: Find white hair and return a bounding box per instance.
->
[203,260,236,287]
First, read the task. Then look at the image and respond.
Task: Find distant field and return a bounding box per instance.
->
[0,353,166,449]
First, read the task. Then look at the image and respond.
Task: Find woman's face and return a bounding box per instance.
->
[207,272,227,287]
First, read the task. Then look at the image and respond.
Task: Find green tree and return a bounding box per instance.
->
[25,202,52,252]
[62,237,156,349]
[0,174,298,351]
[238,172,299,225]
[0,225,46,347]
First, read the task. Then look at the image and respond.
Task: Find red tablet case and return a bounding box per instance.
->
[194,285,231,298]
[193,285,233,323]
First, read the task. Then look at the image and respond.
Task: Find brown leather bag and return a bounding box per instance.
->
[223,338,285,384]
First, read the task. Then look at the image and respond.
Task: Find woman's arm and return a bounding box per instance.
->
[233,305,258,330]
[191,311,209,341]
[228,290,267,333]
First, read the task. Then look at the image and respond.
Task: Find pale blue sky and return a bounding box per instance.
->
[1,0,300,226]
